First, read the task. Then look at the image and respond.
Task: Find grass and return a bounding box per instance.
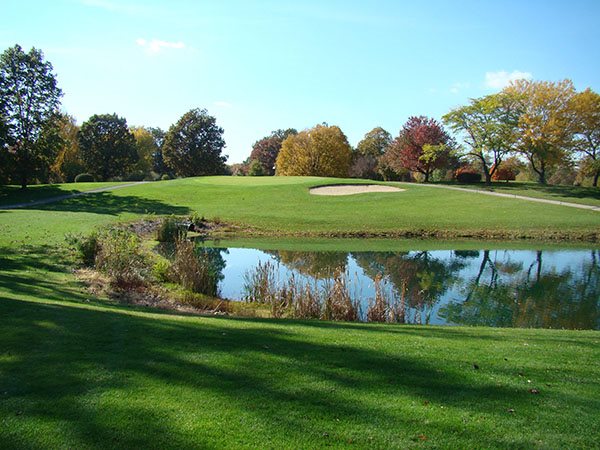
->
[1,246,599,449]
[0,176,599,448]
[1,177,599,246]
[0,182,125,207]
[436,180,600,207]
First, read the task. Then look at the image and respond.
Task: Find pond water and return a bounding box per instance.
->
[192,242,599,330]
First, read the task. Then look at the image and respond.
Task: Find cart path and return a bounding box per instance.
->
[0,182,150,210]
[408,183,600,211]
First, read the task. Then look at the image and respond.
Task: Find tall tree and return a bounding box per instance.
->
[505,79,577,184]
[356,127,392,157]
[130,126,158,175]
[385,116,453,183]
[78,114,138,181]
[571,88,600,186]
[162,108,227,177]
[249,128,297,175]
[50,114,84,182]
[443,92,521,185]
[0,44,62,188]
[275,124,352,177]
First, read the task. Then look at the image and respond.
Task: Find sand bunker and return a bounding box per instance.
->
[309,184,405,196]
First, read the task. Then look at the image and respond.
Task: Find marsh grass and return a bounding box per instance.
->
[171,239,220,297]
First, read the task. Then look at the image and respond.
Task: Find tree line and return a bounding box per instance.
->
[0,45,228,188]
[240,80,599,186]
[1,44,598,188]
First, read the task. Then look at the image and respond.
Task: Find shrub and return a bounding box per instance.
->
[152,259,172,283]
[455,166,482,183]
[161,173,172,180]
[66,232,100,266]
[171,239,220,296]
[124,170,146,181]
[95,229,150,289]
[74,173,94,183]
[156,216,187,242]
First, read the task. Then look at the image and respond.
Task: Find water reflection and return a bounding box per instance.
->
[197,243,600,330]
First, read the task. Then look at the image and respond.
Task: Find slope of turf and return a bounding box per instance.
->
[436,181,600,207]
[1,246,599,449]
[0,177,599,246]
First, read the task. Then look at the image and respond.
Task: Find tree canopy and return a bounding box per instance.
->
[162,108,227,177]
[275,124,352,177]
[385,116,453,182]
[78,113,138,181]
[443,92,521,185]
[505,79,577,184]
[249,128,297,175]
[0,44,62,188]
[571,88,600,186]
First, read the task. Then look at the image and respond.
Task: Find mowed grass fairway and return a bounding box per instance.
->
[1,176,600,448]
[1,176,599,246]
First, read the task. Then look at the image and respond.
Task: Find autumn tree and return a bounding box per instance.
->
[50,114,84,182]
[163,109,227,177]
[351,127,392,179]
[275,124,352,177]
[78,114,138,181]
[385,116,453,182]
[131,126,158,176]
[571,88,600,186]
[443,92,521,185]
[249,128,297,176]
[0,44,62,188]
[505,79,577,184]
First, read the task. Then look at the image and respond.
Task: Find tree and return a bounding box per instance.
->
[385,116,453,182]
[50,114,84,182]
[356,127,392,157]
[443,92,521,185]
[162,108,227,177]
[0,44,62,188]
[505,79,577,184]
[146,126,168,175]
[275,124,352,177]
[249,128,297,176]
[78,114,138,181]
[131,126,158,176]
[351,127,392,179]
[571,88,600,186]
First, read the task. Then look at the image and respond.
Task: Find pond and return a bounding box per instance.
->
[190,240,599,330]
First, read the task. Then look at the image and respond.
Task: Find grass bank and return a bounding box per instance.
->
[1,246,599,449]
[1,177,599,245]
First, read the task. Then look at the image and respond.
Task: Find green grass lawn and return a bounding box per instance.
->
[437,180,600,207]
[1,247,599,449]
[1,176,599,448]
[1,177,599,247]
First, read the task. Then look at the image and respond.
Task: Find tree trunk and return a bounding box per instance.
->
[20,172,28,189]
[484,172,492,185]
[593,170,599,187]
[537,169,546,185]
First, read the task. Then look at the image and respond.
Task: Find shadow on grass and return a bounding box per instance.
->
[3,296,590,449]
[0,184,81,207]
[31,191,190,216]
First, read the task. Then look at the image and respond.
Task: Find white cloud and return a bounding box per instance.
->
[136,38,185,55]
[484,70,532,89]
[213,101,232,108]
[450,82,470,94]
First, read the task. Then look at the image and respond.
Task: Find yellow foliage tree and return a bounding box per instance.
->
[50,114,84,182]
[505,79,577,184]
[131,126,158,175]
[571,88,600,186]
[275,124,352,177]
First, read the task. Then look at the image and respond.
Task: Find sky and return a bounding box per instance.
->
[3,0,600,163]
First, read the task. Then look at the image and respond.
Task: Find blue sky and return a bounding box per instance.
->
[3,0,599,163]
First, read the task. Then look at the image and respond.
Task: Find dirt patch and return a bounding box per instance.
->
[309,185,405,196]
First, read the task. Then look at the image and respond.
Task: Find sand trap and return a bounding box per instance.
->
[309,184,405,196]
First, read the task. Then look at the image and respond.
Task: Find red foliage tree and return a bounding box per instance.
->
[249,129,296,176]
[387,116,453,182]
